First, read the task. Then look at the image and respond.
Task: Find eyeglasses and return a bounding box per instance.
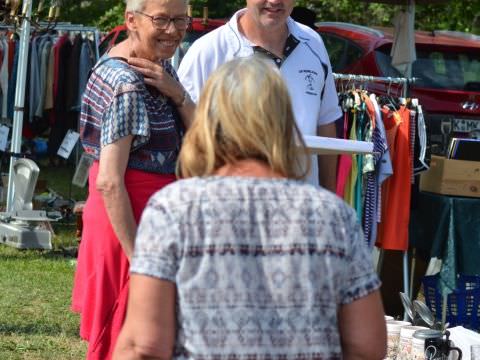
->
[135,11,191,30]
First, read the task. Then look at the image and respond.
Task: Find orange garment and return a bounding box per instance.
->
[376,105,412,251]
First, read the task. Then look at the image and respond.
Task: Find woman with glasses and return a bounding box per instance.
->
[113,57,387,360]
[71,1,193,359]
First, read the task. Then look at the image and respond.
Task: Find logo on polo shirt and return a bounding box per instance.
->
[299,69,318,96]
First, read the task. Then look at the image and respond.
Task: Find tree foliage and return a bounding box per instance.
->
[56,0,479,34]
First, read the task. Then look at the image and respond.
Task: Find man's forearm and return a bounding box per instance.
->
[318,154,337,192]
[317,122,338,192]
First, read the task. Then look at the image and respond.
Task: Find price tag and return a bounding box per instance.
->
[0,125,9,152]
[72,153,94,188]
[57,130,80,159]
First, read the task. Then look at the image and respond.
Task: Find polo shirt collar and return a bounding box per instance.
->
[227,8,302,66]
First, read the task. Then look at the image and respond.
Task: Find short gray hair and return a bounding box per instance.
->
[125,0,189,12]
[125,0,146,12]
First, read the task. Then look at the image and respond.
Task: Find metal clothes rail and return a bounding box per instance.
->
[332,73,417,98]
[333,73,412,84]
[46,25,100,62]
[0,23,100,61]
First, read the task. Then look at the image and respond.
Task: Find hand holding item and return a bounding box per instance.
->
[128,55,185,106]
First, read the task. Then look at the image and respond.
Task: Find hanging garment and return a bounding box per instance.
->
[29,35,42,123]
[35,37,53,117]
[413,104,430,174]
[7,40,19,120]
[65,34,82,112]
[369,94,393,244]
[336,108,353,198]
[391,8,416,75]
[77,39,95,110]
[0,37,9,119]
[376,105,412,251]
[44,44,55,111]
[361,95,388,247]
[48,34,72,157]
[409,106,416,183]
[344,109,358,209]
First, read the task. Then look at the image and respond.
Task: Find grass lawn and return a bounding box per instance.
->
[0,164,88,359]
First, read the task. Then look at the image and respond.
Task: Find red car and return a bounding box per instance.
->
[317,22,480,155]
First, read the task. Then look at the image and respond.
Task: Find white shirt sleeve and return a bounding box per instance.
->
[178,40,209,104]
[316,37,342,126]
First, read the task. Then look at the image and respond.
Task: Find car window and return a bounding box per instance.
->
[413,49,480,90]
[116,30,128,44]
[99,32,116,56]
[319,32,364,72]
[374,46,402,78]
[374,45,480,91]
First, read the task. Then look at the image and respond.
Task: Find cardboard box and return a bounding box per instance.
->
[420,156,480,198]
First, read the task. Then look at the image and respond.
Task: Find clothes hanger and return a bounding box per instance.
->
[378,78,399,110]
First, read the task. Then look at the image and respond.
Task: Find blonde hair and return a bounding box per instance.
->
[178,56,309,179]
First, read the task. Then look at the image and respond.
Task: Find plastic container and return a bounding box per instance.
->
[422,274,480,330]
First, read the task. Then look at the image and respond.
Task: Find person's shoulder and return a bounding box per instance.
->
[94,57,144,92]
[289,19,327,49]
[290,19,319,39]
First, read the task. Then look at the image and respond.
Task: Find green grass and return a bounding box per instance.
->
[37,163,88,202]
[0,243,87,359]
[0,164,88,359]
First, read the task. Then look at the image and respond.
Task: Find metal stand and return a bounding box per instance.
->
[0,159,60,250]
[6,0,33,212]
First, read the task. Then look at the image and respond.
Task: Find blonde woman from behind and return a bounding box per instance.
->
[114,56,387,360]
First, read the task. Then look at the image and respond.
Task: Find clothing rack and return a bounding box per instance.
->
[5,0,100,212]
[56,26,100,64]
[333,71,418,311]
[0,23,100,61]
[333,73,417,98]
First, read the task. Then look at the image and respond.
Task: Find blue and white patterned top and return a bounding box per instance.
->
[132,176,381,360]
[79,55,182,174]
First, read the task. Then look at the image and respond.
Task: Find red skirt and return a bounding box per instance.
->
[71,162,176,360]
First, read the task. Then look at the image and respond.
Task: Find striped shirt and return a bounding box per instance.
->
[79,55,182,174]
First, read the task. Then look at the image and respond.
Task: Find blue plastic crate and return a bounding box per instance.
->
[422,274,480,330]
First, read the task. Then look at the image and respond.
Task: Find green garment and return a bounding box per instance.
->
[410,191,480,294]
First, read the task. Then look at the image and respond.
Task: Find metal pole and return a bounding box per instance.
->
[403,251,409,321]
[6,0,33,211]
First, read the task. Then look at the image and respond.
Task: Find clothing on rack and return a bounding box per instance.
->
[333,74,430,251]
[0,27,98,150]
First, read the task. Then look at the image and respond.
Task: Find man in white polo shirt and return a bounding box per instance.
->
[178,0,342,190]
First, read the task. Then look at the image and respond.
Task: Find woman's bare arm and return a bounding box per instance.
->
[113,275,176,360]
[96,135,137,260]
[338,290,387,360]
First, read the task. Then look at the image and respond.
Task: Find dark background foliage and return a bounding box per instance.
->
[56,0,479,34]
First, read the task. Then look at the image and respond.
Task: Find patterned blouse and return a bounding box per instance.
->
[79,55,182,174]
[131,177,381,360]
